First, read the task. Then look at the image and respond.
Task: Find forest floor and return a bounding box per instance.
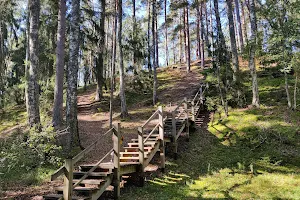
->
[1,58,300,199]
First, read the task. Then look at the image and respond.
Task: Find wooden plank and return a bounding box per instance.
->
[144,142,160,167]
[63,159,73,200]
[142,109,159,128]
[113,123,121,200]
[138,127,145,168]
[51,165,66,181]
[72,128,114,164]
[91,175,113,200]
[143,123,160,143]
[176,123,186,141]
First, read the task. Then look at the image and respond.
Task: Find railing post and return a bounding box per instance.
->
[158,106,164,140]
[171,111,176,140]
[138,127,145,167]
[63,159,73,200]
[191,101,195,121]
[113,123,121,200]
[158,106,165,171]
[184,98,189,141]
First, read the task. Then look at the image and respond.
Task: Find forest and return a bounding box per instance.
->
[0,0,300,199]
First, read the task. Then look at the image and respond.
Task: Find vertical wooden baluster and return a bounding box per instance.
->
[184,97,189,141]
[113,123,121,200]
[158,106,165,171]
[63,159,73,200]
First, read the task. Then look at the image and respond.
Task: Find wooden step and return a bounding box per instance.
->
[72,179,105,185]
[127,141,156,147]
[55,186,97,195]
[43,194,90,200]
[123,146,153,152]
[131,138,157,142]
[74,171,112,179]
[120,161,139,165]
[120,156,140,160]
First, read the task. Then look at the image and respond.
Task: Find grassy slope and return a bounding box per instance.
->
[121,66,300,199]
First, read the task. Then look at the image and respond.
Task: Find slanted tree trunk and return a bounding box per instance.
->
[152,0,157,105]
[95,0,106,101]
[53,0,66,127]
[210,0,214,56]
[164,0,168,66]
[226,0,240,83]
[248,0,259,107]
[27,0,41,127]
[118,0,128,118]
[66,0,81,153]
[234,0,244,52]
[184,5,191,73]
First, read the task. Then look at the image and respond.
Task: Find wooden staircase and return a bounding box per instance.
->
[44,84,208,200]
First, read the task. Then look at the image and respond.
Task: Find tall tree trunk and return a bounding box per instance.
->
[53,0,66,127]
[234,0,244,52]
[204,2,211,57]
[241,0,248,44]
[214,0,229,117]
[66,0,81,152]
[27,0,41,127]
[118,0,128,118]
[95,0,106,101]
[132,0,136,69]
[284,71,291,108]
[210,0,214,57]
[196,0,201,60]
[110,0,118,127]
[226,0,240,83]
[248,0,259,107]
[200,1,205,68]
[294,73,298,110]
[164,0,169,66]
[152,0,157,105]
[147,0,151,72]
[184,6,191,73]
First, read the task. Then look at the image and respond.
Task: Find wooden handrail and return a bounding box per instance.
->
[73,148,113,188]
[173,99,186,113]
[72,127,114,164]
[142,109,160,128]
[143,123,160,143]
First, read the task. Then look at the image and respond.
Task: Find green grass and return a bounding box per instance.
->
[122,67,300,199]
[0,105,26,134]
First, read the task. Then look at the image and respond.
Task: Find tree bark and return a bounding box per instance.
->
[196,0,201,60]
[66,0,81,153]
[204,2,211,57]
[27,0,41,127]
[294,73,297,110]
[248,0,259,107]
[147,0,151,72]
[234,0,244,52]
[164,0,169,66]
[118,0,128,118]
[53,0,66,127]
[284,71,291,108]
[184,5,191,73]
[226,0,240,83]
[152,0,157,105]
[200,1,205,68]
[241,0,248,44]
[95,0,106,101]
[110,0,118,127]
